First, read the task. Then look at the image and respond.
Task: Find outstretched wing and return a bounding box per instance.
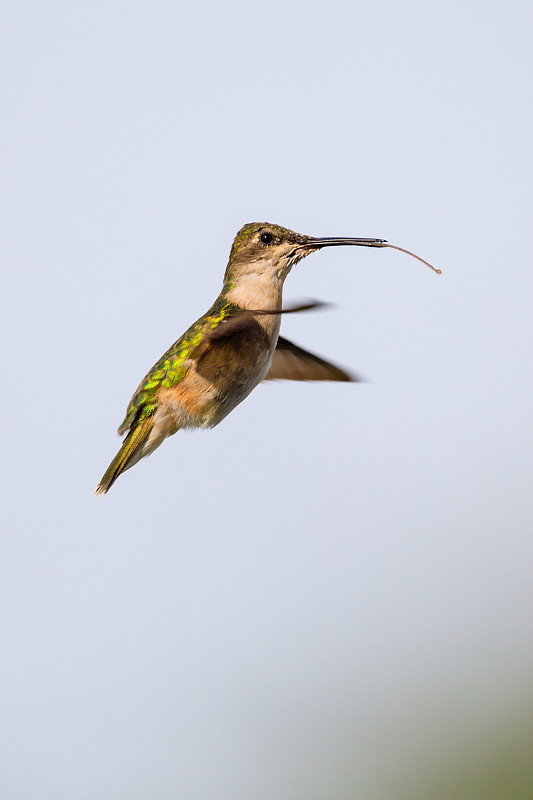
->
[187,300,358,383]
[264,336,360,382]
[188,300,328,358]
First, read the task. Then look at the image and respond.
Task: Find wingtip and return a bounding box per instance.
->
[348,371,369,384]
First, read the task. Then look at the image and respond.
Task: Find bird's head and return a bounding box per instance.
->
[224,222,387,290]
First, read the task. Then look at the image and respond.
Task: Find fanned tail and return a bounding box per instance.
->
[95,417,153,496]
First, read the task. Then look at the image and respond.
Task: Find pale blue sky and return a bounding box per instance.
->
[2,1,533,797]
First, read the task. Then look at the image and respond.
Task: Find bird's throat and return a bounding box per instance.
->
[225,272,284,338]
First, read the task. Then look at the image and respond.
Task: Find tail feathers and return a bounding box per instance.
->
[95,417,153,496]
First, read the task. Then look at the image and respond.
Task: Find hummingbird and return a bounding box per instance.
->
[95,222,440,494]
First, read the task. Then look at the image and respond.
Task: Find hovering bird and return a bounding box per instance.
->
[96,223,440,494]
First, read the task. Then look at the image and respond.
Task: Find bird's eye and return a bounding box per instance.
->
[260,232,273,245]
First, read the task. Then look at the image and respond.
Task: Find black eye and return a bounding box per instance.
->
[260,232,273,245]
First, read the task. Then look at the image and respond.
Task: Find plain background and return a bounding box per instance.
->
[2,1,533,798]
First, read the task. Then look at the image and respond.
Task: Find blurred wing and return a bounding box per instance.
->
[265,336,360,382]
[190,300,328,356]
[189,300,328,359]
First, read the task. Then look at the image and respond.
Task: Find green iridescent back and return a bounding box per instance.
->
[117,295,240,435]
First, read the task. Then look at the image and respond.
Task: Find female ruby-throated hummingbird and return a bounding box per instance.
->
[95,222,440,494]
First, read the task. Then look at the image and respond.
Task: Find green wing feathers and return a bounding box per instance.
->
[95,417,153,496]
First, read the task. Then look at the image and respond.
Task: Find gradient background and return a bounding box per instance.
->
[3,1,533,797]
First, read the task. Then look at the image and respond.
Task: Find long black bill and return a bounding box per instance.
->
[304,237,442,274]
